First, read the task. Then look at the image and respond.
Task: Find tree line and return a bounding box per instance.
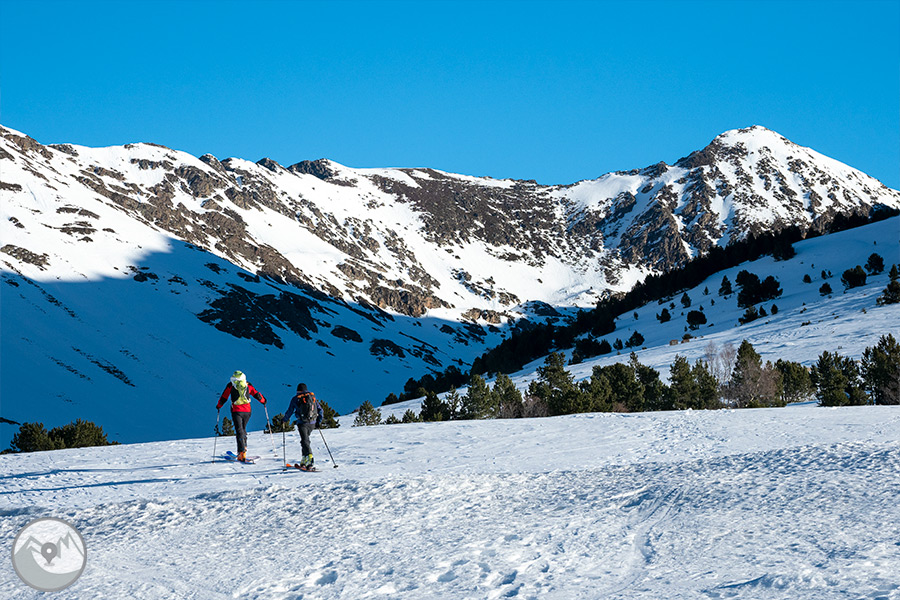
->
[387,208,899,405]
[3,419,118,454]
[4,401,344,454]
[355,335,899,426]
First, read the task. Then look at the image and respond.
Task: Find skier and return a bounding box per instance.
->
[284,383,324,470]
[216,370,268,462]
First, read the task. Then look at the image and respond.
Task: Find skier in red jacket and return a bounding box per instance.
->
[216,370,267,461]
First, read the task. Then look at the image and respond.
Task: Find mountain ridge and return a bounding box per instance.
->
[4,123,897,314]
[1,124,898,444]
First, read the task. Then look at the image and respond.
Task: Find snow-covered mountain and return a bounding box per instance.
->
[1,124,898,446]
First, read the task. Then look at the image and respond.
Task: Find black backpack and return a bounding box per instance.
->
[297,392,318,423]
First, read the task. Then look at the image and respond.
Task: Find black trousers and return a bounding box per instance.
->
[297,423,315,457]
[232,412,251,453]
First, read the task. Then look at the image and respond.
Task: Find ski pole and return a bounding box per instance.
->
[212,409,220,464]
[263,402,278,457]
[282,427,287,470]
[319,428,338,468]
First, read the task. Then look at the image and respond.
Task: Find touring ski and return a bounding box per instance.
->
[224,451,260,464]
[285,463,319,471]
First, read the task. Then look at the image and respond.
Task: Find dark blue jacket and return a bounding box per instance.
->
[285,391,324,425]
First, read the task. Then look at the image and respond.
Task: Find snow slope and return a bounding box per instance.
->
[2,124,899,451]
[509,215,900,392]
[1,404,899,599]
[378,215,898,424]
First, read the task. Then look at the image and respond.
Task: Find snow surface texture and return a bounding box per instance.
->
[2,404,899,599]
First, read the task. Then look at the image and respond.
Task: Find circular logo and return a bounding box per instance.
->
[11,517,86,592]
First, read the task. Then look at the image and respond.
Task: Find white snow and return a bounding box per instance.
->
[1,404,899,598]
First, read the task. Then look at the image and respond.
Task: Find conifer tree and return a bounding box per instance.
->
[603,362,645,412]
[352,400,382,426]
[686,310,707,329]
[725,340,783,408]
[736,271,782,307]
[9,419,118,453]
[494,374,524,418]
[860,334,900,405]
[877,265,900,305]
[772,237,796,261]
[460,374,494,419]
[865,252,884,275]
[9,423,60,453]
[420,390,448,422]
[667,355,697,410]
[739,306,760,324]
[774,359,814,404]
[219,417,235,437]
[266,413,295,433]
[719,275,733,297]
[626,331,645,347]
[530,352,587,415]
[536,352,573,392]
[692,360,721,409]
[811,351,848,407]
[444,388,462,420]
[384,414,402,424]
[810,351,867,406]
[581,366,613,412]
[51,419,117,449]
[320,401,341,428]
[630,353,669,411]
[840,265,867,289]
[401,409,421,423]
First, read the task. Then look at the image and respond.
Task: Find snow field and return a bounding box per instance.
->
[2,405,900,599]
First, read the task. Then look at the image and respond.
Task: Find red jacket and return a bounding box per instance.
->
[217,382,267,413]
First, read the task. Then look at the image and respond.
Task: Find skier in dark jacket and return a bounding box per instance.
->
[284,382,324,470]
[216,370,267,462]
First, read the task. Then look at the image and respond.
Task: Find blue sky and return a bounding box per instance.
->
[2,0,898,188]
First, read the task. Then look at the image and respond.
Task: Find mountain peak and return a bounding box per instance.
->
[2,122,899,443]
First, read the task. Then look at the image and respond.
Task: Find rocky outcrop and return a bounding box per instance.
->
[331,325,363,342]
[198,285,319,349]
[1,245,49,270]
[289,159,336,180]
[2,123,898,330]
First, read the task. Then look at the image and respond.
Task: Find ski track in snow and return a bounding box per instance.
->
[2,406,900,599]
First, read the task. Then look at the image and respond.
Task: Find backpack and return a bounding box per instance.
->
[231,381,250,406]
[297,392,318,423]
